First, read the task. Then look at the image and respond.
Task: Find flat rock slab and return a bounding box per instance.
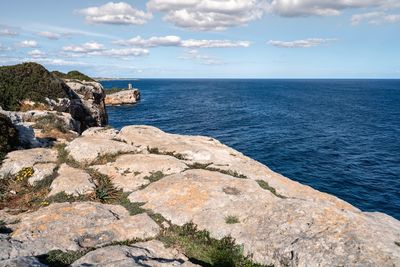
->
[92,154,188,192]
[67,136,138,164]
[129,169,400,266]
[0,148,58,178]
[5,202,159,258]
[49,164,95,196]
[117,126,354,209]
[0,256,45,267]
[72,240,198,267]
[81,127,119,140]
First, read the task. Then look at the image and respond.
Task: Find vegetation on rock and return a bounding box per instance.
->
[159,222,264,267]
[0,62,69,111]
[0,113,19,161]
[52,70,95,82]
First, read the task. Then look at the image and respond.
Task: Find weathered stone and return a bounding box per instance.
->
[28,163,57,185]
[65,80,108,130]
[4,202,159,257]
[118,125,354,209]
[81,127,119,140]
[92,154,187,192]
[49,164,95,196]
[72,240,198,267]
[105,89,140,106]
[0,256,46,267]
[67,137,137,164]
[129,169,400,267]
[0,148,57,178]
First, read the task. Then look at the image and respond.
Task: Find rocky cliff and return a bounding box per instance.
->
[0,63,107,134]
[0,125,399,266]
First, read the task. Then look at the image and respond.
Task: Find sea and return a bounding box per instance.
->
[101,79,400,220]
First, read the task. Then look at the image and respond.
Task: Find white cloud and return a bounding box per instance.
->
[99,48,149,57]
[268,38,337,48]
[0,43,11,51]
[114,35,182,47]
[351,11,400,25]
[179,49,224,65]
[37,31,62,40]
[114,35,251,48]
[147,0,264,31]
[78,2,152,25]
[27,49,46,58]
[62,42,105,53]
[62,42,148,57]
[181,39,250,48]
[263,0,386,17]
[19,40,38,48]
[0,27,19,37]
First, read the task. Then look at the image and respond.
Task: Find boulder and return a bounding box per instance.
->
[2,202,159,258]
[105,89,140,106]
[71,240,198,267]
[92,154,188,192]
[29,163,57,185]
[0,256,46,267]
[81,127,119,140]
[49,164,95,196]
[67,137,138,165]
[129,169,400,266]
[0,148,58,178]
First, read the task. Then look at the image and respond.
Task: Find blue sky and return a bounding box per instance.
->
[0,0,399,78]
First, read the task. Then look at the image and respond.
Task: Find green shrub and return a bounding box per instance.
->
[38,249,89,267]
[159,222,264,267]
[0,62,69,111]
[0,114,18,161]
[52,70,94,82]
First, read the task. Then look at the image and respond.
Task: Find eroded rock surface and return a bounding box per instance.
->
[29,163,57,185]
[2,202,159,258]
[72,240,198,267]
[67,136,138,164]
[0,148,57,178]
[49,164,95,196]
[105,89,140,106]
[92,154,188,192]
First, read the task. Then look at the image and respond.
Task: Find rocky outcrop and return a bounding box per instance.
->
[65,79,108,130]
[0,125,399,266]
[105,89,140,106]
[49,164,95,196]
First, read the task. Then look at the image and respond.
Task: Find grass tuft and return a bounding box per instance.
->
[147,146,186,160]
[37,249,90,267]
[225,216,240,224]
[256,180,285,199]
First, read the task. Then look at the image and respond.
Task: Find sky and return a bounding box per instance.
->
[0,0,400,78]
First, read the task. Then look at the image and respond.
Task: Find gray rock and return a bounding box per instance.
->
[4,202,159,258]
[67,137,138,165]
[0,256,46,267]
[0,148,58,178]
[92,154,187,192]
[129,169,400,266]
[29,163,57,185]
[81,127,119,140]
[49,164,95,196]
[71,240,198,267]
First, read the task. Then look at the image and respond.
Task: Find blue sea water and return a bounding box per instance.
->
[102,79,400,220]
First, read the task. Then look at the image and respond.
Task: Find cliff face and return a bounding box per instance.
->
[0,125,399,266]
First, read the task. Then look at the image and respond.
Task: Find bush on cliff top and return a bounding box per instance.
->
[0,114,19,161]
[0,62,70,111]
[52,70,95,82]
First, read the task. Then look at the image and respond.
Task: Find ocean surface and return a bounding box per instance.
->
[102,79,400,220]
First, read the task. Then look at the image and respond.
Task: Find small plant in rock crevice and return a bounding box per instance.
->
[256,180,286,199]
[225,215,240,224]
[147,146,186,160]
